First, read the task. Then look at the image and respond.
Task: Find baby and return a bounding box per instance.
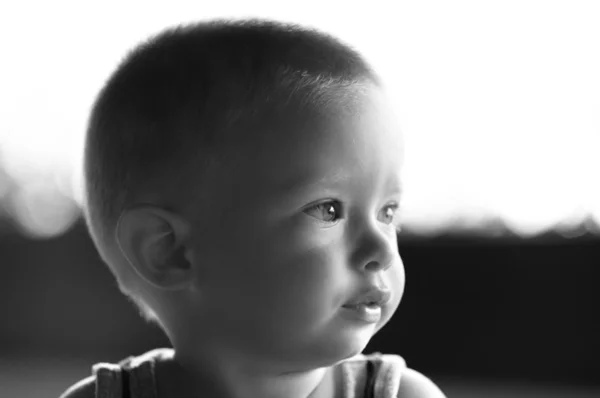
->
[61,18,446,398]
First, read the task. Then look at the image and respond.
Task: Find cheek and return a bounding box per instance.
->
[394,257,406,292]
[386,258,406,313]
[248,237,348,321]
[373,258,405,335]
[207,214,349,326]
[266,250,343,308]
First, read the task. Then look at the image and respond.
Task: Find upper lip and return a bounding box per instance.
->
[343,286,392,307]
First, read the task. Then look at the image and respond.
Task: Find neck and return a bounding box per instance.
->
[167,349,338,398]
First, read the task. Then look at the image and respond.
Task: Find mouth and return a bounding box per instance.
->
[340,286,392,323]
[342,287,392,308]
[340,302,385,324]
[343,301,383,310]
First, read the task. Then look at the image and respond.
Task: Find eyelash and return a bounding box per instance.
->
[304,200,402,231]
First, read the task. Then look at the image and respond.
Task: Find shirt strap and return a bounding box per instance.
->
[92,363,124,398]
[125,353,159,398]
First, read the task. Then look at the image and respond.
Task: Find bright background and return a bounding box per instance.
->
[1,0,599,240]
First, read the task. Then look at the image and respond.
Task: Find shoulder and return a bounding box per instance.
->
[58,376,96,398]
[397,368,446,398]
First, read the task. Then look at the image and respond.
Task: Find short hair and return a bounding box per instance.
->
[82,18,381,321]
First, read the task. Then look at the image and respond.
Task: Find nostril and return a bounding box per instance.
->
[364,259,394,273]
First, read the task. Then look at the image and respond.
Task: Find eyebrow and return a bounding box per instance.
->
[278,171,351,193]
[278,171,403,197]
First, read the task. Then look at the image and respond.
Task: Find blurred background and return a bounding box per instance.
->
[1,1,599,397]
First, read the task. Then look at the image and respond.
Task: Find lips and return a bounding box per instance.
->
[343,286,392,308]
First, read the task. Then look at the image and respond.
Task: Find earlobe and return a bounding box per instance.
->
[115,205,193,291]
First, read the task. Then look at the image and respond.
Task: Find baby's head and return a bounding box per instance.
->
[83,18,405,371]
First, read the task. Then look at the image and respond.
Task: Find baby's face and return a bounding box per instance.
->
[186,86,405,370]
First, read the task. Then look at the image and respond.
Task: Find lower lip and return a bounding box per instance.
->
[341,303,382,323]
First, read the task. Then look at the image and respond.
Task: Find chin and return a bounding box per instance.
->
[330,325,376,360]
[282,328,374,371]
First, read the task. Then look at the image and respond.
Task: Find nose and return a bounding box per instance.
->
[353,223,398,273]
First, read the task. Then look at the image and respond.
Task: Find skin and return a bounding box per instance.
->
[113,84,432,398]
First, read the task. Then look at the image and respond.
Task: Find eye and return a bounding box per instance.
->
[303,200,343,224]
[380,203,402,231]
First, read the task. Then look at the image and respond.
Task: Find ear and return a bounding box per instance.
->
[116,205,193,291]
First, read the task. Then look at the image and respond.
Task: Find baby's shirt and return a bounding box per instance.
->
[90,348,407,398]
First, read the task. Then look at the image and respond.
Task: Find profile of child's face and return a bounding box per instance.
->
[185,85,405,370]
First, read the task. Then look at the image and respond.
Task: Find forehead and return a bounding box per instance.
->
[241,86,404,195]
